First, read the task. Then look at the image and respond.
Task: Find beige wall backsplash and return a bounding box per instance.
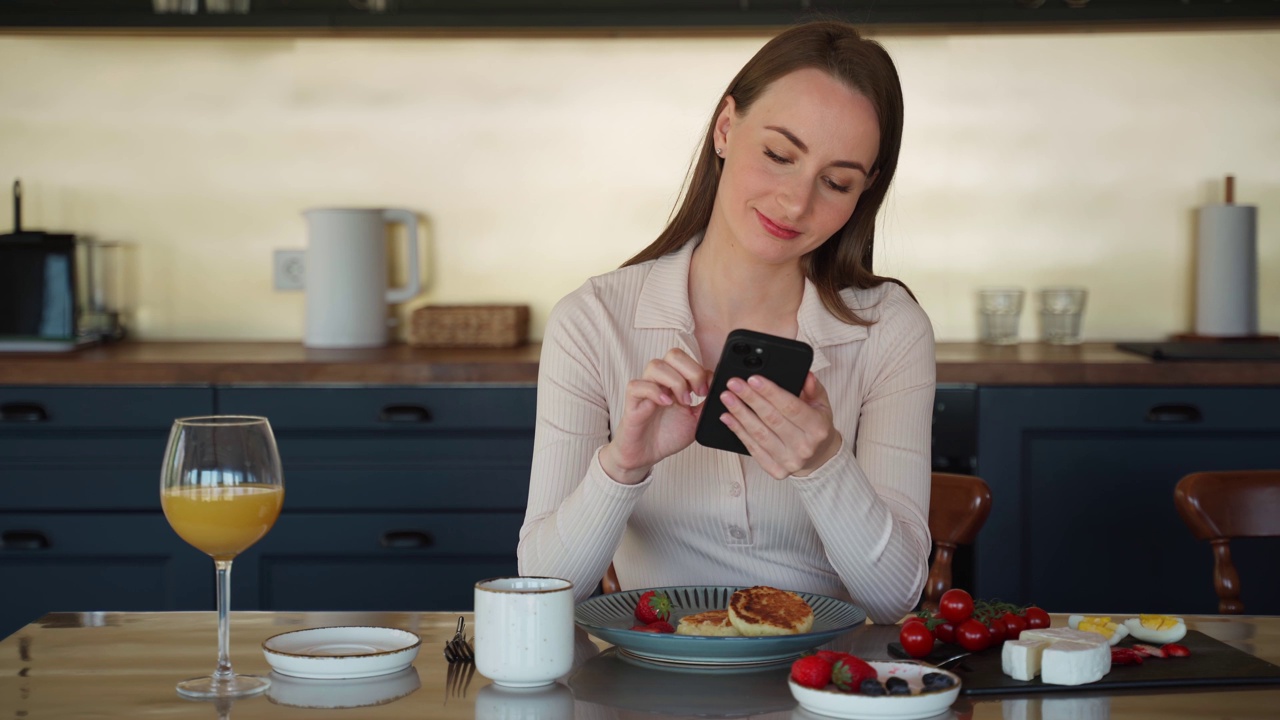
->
[1,29,1277,343]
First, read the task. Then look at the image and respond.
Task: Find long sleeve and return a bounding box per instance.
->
[517,282,650,602]
[790,289,935,624]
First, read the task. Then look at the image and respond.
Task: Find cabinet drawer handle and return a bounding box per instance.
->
[379,530,434,549]
[0,402,50,423]
[1,530,51,550]
[1145,404,1202,423]
[378,404,432,424]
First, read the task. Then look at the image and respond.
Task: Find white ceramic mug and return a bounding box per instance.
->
[473,577,574,688]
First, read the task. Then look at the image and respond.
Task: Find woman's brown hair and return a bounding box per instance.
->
[622,20,907,326]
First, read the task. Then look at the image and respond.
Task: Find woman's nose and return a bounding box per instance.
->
[776,174,812,217]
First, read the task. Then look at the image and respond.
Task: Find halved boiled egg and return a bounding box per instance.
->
[1123,614,1187,644]
[1067,615,1129,645]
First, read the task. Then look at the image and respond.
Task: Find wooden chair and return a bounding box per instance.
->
[602,471,993,603]
[1174,470,1280,614]
[921,472,992,610]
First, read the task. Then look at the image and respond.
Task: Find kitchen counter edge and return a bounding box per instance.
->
[0,341,1276,386]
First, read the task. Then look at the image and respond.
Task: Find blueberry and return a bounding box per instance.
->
[859,678,887,696]
[922,672,956,690]
[885,676,911,695]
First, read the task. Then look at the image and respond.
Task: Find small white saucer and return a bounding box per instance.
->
[262,626,421,680]
[266,667,421,709]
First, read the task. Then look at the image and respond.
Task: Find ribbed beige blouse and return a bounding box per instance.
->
[517,239,936,623]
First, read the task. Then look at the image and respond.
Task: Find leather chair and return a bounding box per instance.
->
[1174,470,1280,614]
[601,471,993,603]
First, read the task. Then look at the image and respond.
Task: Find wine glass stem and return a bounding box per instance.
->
[214,559,234,683]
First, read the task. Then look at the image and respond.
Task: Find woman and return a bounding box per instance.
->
[517,20,934,624]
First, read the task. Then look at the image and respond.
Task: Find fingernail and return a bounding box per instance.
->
[720,391,737,407]
[726,378,745,392]
[659,394,673,405]
[720,413,734,426]
[683,391,693,406]
[747,375,764,388]
[697,383,709,396]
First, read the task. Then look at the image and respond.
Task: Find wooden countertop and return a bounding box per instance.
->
[2,610,1279,719]
[0,341,1276,386]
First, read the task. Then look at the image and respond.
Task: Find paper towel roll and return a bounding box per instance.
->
[1195,203,1258,337]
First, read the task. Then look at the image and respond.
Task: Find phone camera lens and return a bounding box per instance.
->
[743,355,763,368]
[731,342,751,355]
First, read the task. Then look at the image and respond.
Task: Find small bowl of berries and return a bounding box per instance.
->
[788,652,961,720]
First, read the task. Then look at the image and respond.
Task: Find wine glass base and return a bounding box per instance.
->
[176,673,270,699]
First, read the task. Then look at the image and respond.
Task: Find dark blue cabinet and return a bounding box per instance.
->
[215,385,537,612]
[0,386,216,638]
[976,387,1280,615]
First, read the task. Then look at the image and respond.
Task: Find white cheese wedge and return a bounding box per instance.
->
[1002,638,1049,681]
[1001,627,1111,686]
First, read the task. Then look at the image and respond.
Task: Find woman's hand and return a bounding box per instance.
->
[717,372,842,479]
[599,348,712,485]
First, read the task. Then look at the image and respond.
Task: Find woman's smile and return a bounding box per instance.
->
[755,210,801,240]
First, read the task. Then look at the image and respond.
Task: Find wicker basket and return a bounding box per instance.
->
[407,304,530,348]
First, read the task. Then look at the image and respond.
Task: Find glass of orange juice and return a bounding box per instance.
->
[161,416,284,698]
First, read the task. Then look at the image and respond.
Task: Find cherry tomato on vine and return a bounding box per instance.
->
[900,621,935,658]
[904,615,927,628]
[986,615,1007,644]
[938,589,974,624]
[1002,612,1028,641]
[956,619,992,653]
[933,620,957,645]
[1023,606,1051,630]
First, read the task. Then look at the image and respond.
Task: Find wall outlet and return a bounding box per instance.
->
[273,249,306,291]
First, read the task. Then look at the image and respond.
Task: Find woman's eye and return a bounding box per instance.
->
[763,148,791,165]
[824,177,851,194]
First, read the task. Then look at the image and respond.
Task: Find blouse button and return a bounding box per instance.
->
[730,482,742,497]
[729,525,746,540]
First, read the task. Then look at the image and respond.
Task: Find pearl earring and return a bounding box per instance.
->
[715,147,723,157]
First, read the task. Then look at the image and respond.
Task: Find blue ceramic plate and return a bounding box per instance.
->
[575,586,866,666]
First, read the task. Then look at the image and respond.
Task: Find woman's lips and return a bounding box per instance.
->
[755,210,801,240]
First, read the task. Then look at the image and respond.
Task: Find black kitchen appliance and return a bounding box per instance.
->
[0,180,101,351]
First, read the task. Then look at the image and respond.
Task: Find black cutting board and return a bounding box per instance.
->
[889,631,1280,696]
[1115,342,1280,361]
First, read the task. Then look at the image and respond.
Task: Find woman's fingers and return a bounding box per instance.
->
[719,373,835,476]
[641,349,711,406]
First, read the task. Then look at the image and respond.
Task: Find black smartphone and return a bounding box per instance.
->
[694,328,815,455]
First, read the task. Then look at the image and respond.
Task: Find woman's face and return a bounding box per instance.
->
[710,67,880,266]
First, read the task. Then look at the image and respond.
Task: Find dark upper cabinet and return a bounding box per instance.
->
[3,1,1278,30]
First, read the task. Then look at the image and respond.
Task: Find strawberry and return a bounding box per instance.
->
[1162,643,1191,658]
[634,590,672,624]
[1111,647,1144,666]
[831,656,878,692]
[790,655,834,689]
[627,620,674,634]
[1132,643,1166,658]
[814,650,854,665]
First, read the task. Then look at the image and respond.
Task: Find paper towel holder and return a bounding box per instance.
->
[1172,175,1277,344]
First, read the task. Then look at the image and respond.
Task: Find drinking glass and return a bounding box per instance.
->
[161,416,285,698]
[977,288,1025,345]
[1039,287,1088,345]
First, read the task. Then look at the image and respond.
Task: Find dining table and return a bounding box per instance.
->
[2,609,1279,719]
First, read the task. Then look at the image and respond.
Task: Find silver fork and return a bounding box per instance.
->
[443,616,474,664]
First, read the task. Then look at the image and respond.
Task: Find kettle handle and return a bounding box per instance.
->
[382,208,421,304]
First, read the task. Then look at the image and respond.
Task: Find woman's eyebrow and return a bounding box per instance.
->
[765,125,868,174]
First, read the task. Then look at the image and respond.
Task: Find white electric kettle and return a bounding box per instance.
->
[302,208,421,348]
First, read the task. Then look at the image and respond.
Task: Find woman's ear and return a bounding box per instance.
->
[713,95,738,152]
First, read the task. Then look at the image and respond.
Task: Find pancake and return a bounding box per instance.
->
[727,586,814,637]
[675,609,740,637]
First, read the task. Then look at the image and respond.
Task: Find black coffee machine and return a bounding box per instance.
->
[0,180,119,351]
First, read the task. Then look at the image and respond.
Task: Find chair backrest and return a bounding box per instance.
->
[603,471,994,604]
[921,472,992,610]
[1174,470,1280,614]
